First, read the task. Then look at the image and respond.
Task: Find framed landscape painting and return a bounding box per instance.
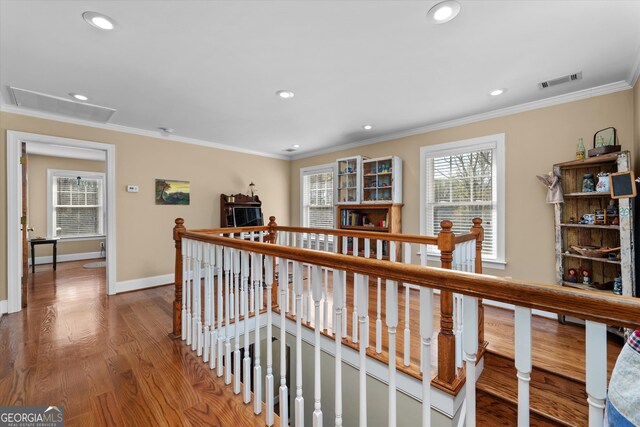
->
[155,179,190,205]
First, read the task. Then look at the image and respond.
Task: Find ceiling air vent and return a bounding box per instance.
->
[9,86,116,123]
[283,148,297,152]
[538,72,582,89]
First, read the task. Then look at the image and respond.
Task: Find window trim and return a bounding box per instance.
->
[420,133,506,270]
[47,169,106,239]
[300,162,336,230]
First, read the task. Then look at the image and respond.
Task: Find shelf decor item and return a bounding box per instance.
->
[582,173,595,192]
[576,137,586,160]
[570,245,619,258]
[596,172,610,193]
[588,127,620,157]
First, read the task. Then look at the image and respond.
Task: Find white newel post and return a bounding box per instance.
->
[386,275,399,427]
[334,269,344,427]
[181,238,188,340]
[278,261,289,427]
[233,248,241,394]
[376,240,383,354]
[242,250,252,403]
[463,295,479,427]
[253,252,263,415]
[294,261,305,426]
[585,321,607,427]
[265,256,275,426]
[419,288,434,427]
[312,266,323,427]
[514,306,532,427]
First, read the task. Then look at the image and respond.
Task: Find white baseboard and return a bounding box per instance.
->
[116,273,175,293]
[30,251,103,266]
[483,299,557,320]
[0,300,7,321]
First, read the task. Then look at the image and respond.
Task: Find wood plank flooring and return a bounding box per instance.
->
[0,260,278,427]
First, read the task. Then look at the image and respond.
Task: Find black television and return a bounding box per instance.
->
[232,207,264,227]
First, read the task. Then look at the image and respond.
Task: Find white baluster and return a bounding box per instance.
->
[363,238,370,349]
[224,246,232,385]
[357,272,368,427]
[211,244,221,370]
[229,234,236,320]
[259,232,265,310]
[233,248,241,394]
[341,236,348,336]
[240,233,247,317]
[285,232,291,313]
[586,321,607,427]
[250,232,256,314]
[194,241,202,355]
[265,256,275,425]
[185,239,192,346]
[291,234,297,317]
[463,295,478,427]
[242,250,252,403]
[420,288,434,427]
[334,269,344,427]
[312,265,323,427]
[216,244,224,375]
[181,238,188,340]
[514,306,531,427]
[278,260,289,427]
[203,243,211,363]
[352,237,359,344]
[254,252,263,415]
[376,240,383,354]
[403,246,411,367]
[453,248,463,370]
[293,261,305,426]
[386,277,399,427]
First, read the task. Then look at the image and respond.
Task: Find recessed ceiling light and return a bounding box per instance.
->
[293,144,300,148]
[427,1,461,24]
[362,124,374,130]
[83,12,115,30]
[69,93,89,101]
[490,89,507,96]
[276,90,295,99]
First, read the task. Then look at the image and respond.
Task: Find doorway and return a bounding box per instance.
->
[6,131,116,313]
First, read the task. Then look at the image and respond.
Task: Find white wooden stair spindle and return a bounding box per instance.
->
[285,233,291,314]
[294,261,305,426]
[463,295,479,427]
[185,239,192,346]
[278,260,289,427]
[453,248,464,370]
[341,236,348,335]
[352,237,359,344]
[240,233,247,317]
[211,245,221,370]
[249,232,255,314]
[181,238,188,340]
[585,321,607,427]
[194,241,202,355]
[403,242,411,367]
[333,269,345,427]
[419,288,434,427]
[514,306,532,427]
[216,244,224,374]
[357,272,369,427]
[265,256,275,426]
[203,243,211,363]
[306,234,312,324]
[230,234,236,320]
[312,265,323,427]
[224,246,232,384]
[376,240,383,354]
[233,248,241,394]
[242,250,252,403]
[363,238,370,349]
[386,276,399,427]
[253,252,263,415]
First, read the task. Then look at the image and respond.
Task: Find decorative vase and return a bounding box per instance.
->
[596,175,610,193]
[582,173,595,192]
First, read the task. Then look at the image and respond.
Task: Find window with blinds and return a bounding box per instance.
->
[302,166,335,230]
[50,172,104,238]
[422,135,505,263]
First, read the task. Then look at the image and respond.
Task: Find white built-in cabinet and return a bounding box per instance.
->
[362,156,402,203]
[336,156,364,204]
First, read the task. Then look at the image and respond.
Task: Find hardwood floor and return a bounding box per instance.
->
[0,260,278,427]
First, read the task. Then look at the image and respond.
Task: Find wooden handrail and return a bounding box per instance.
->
[180,230,640,329]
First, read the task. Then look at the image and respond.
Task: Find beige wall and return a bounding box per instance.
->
[27,155,106,258]
[289,90,635,284]
[1,112,291,300]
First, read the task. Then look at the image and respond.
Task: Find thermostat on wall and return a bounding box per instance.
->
[127,185,139,193]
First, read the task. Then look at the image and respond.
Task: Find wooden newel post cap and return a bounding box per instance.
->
[173,218,185,240]
[440,219,453,231]
[472,218,483,227]
[268,216,277,226]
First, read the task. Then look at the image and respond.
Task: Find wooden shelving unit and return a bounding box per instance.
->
[361,156,402,203]
[336,203,402,259]
[553,151,635,334]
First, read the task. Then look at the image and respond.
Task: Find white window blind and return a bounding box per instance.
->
[49,171,105,238]
[302,167,334,229]
[422,134,505,264]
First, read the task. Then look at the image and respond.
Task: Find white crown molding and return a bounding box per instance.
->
[292,80,633,160]
[629,46,640,87]
[26,141,106,161]
[0,104,289,161]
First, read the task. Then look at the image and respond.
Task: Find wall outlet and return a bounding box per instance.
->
[127,185,139,193]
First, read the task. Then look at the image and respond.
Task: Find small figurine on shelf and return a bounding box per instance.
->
[581,269,592,285]
[567,268,578,283]
[613,275,622,295]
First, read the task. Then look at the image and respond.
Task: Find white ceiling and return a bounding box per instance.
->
[1,1,639,159]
